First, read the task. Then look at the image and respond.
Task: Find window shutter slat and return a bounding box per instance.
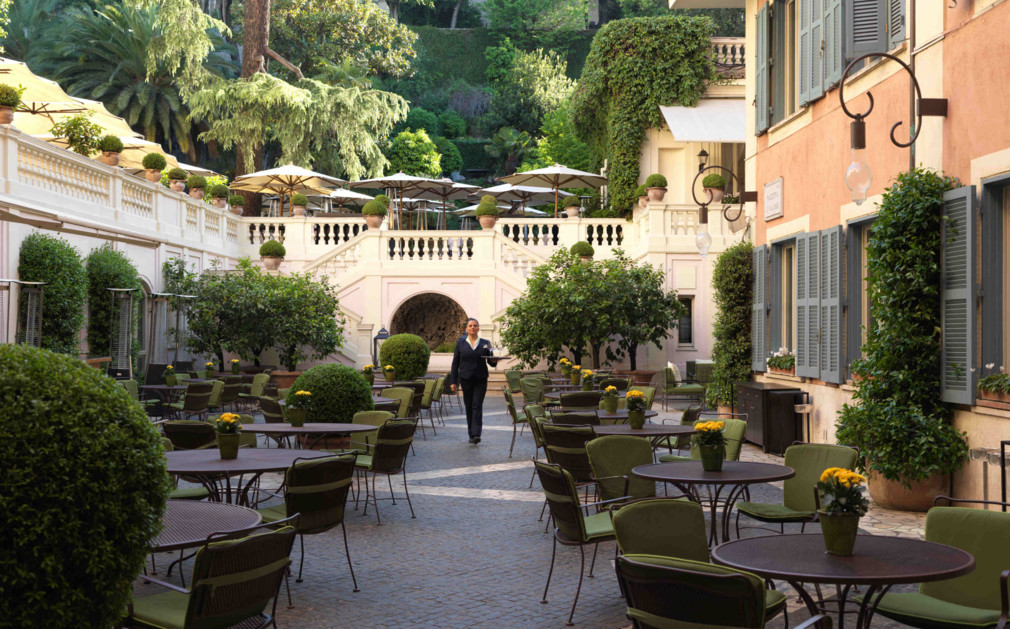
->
[809,0,825,102]
[798,0,812,105]
[941,185,977,405]
[820,226,844,383]
[752,245,768,371]
[824,0,844,86]
[756,5,770,134]
[846,0,886,59]
[796,235,808,370]
[887,0,905,50]
[798,232,821,378]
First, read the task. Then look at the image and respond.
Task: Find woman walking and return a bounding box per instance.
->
[449,318,498,444]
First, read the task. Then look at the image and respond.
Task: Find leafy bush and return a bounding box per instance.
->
[403,106,440,137]
[228,194,245,206]
[487,47,574,137]
[259,240,286,257]
[480,194,497,205]
[450,138,496,172]
[0,344,167,627]
[979,372,1010,395]
[837,168,968,484]
[474,200,500,217]
[291,193,309,206]
[562,196,581,208]
[0,83,22,107]
[379,333,431,379]
[645,173,667,188]
[435,136,463,174]
[17,233,87,354]
[97,135,123,153]
[702,173,726,189]
[142,152,167,170]
[50,112,103,156]
[434,341,456,353]
[186,174,206,189]
[385,129,441,177]
[167,167,188,181]
[634,184,647,197]
[208,183,230,199]
[766,349,795,370]
[439,110,466,138]
[85,245,142,359]
[570,241,594,257]
[705,242,752,408]
[287,364,373,423]
[374,194,391,207]
[362,199,388,216]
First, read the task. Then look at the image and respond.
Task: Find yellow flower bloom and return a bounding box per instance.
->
[219,413,239,422]
[295,390,311,396]
[363,364,374,370]
[230,359,240,364]
[384,365,395,370]
[605,386,617,393]
[205,362,215,367]
[583,370,594,377]
[626,390,645,398]
[573,365,581,370]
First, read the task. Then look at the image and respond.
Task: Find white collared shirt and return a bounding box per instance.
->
[467,336,480,350]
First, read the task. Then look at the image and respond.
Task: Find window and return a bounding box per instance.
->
[771,0,799,125]
[678,297,693,346]
[1004,187,1010,366]
[845,217,875,377]
[980,175,1010,379]
[780,243,796,351]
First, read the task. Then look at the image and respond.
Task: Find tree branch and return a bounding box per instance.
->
[266,47,303,80]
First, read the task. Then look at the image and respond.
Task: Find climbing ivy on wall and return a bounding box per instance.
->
[572,15,715,215]
[705,241,752,408]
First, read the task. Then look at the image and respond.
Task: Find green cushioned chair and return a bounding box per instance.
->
[586,435,656,503]
[654,404,704,455]
[615,554,824,629]
[340,410,394,455]
[559,391,603,410]
[118,379,159,410]
[417,378,439,436]
[162,420,217,451]
[525,404,548,487]
[381,387,413,419]
[534,460,624,627]
[662,364,706,410]
[735,443,858,536]
[160,438,211,501]
[521,376,559,408]
[237,373,270,411]
[659,418,748,463]
[204,380,225,412]
[541,424,597,488]
[863,498,1010,629]
[504,386,528,458]
[127,520,298,629]
[598,377,631,391]
[505,369,523,396]
[164,382,214,421]
[352,419,416,524]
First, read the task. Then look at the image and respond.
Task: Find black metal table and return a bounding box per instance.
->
[153,500,262,552]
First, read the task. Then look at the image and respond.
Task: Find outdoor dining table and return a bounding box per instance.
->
[545,390,627,400]
[165,449,330,506]
[152,499,262,553]
[242,422,377,449]
[711,534,976,629]
[371,381,423,390]
[632,461,795,546]
[592,409,660,423]
[593,422,693,447]
[278,396,394,406]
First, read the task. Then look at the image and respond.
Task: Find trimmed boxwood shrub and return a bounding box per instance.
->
[362,199,388,216]
[259,240,286,257]
[17,233,87,354]
[439,110,467,138]
[228,194,245,206]
[85,244,142,359]
[167,167,188,181]
[374,194,391,207]
[291,193,309,207]
[0,344,168,627]
[186,174,206,189]
[0,83,22,107]
[379,333,431,380]
[287,363,373,423]
[634,184,647,197]
[570,241,594,257]
[208,183,230,199]
[474,197,499,217]
[645,173,667,188]
[705,242,752,408]
[435,136,463,174]
[702,173,726,189]
[97,134,123,153]
[141,152,166,170]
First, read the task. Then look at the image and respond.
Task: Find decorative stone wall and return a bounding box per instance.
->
[389,293,468,350]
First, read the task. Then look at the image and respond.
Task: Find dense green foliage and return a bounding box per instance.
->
[438,109,466,138]
[142,152,166,170]
[573,15,715,214]
[487,43,574,137]
[484,126,532,175]
[402,106,440,136]
[269,270,346,371]
[287,364,373,423]
[17,233,87,354]
[705,242,752,408]
[606,252,685,370]
[474,197,500,217]
[482,0,587,49]
[451,138,496,172]
[84,245,142,360]
[435,136,463,174]
[702,173,726,189]
[97,134,123,153]
[644,173,667,188]
[228,194,245,206]
[379,333,431,379]
[208,183,229,198]
[570,241,594,257]
[186,174,206,189]
[634,184,647,197]
[519,99,592,172]
[291,193,309,206]
[49,112,103,156]
[167,167,187,180]
[0,344,168,627]
[259,240,286,257]
[385,128,441,177]
[0,83,19,107]
[837,169,968,484]
[362,199,387,216]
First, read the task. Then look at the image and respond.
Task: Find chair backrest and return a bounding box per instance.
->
[181,382,214,413]
[921,506,1010,609]
[432,376,446,402]
[381,387,414,419]
[174,360,194,373]
[249,373,270,397]
[118,379,139,400]
[684,419,748,462]
[630,386,656,410]
[524,404,547,447]
[519,377,545,405]
[533,460,590,543]
[598,377,631,391]
[541,424,596,483]
[782,443,859,512]
[612,499,709,561]
[163,420,217,450]
[586,435,655,502]
[371,419,416,473]
[505,370,523,394]
[419,378,436,409]
[560,391,604,409]
[615,555,768,629]
[259,396,285,424]
[145,363,168,386]
[282,454,357,533]
[503,387,523,425]
[207,380,225,407]
[352,410,395,453]
[186,525,297,628]
[220,382,242,405]
[550,411,600,427]
[220,375,243,385]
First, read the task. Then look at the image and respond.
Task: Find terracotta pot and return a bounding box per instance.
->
[0,106,13,124]
[189,188,205,200]
[100,151,120,167]
[212,197,227,209]
[478,215,498,229]
[699,444,725,472]
[145,169,161,182]
[271,371,302,391]
[771,366,796,376]
[217,433,240,460]
[819,512,860,556]
[170,180,186,192]
[365,214,383,229]
[868,469,949,512]
[704,187,725,204]
[717,404,734,415]
[580,255,593,263]
[638,196,650,209]
[231,205,244,215]
[292,205,306,217]
[613,370,657,387]
[261,256,282,271]
[647,187,667,202]
[565,207,580,218]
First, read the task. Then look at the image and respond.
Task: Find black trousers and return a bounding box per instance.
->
[460,377,488,438]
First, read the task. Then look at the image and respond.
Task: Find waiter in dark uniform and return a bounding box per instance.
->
[449,318,498,444]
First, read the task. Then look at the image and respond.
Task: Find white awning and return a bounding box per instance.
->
[659,99,746,143]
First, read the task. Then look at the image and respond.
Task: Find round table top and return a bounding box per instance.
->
[545,390,625,400]
[139,384,187,391]
[166,448,330,474]
[241,423,377,435]
[592,409,659,420]
[153,500,262,552]
[632,460,795,485]
[278,396,393,406]
[711,534,976,585]
[595,423,694,437]
[371,381,422,390]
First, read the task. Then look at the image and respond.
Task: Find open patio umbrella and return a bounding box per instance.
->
[328,188,374,210]
[0,57,91,118]
[348,172,438,229]
[34,134,179,171]
[411,179,479,230]
[231,164,346,216]
[499,163,608,217]
[176,162,222,179]
[477,183,574,214]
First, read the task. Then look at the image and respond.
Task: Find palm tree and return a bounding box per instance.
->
[2,0,63,67]
[39,3,236,159]
[484,127,532,176]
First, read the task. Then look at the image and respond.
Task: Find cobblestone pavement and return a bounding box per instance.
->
[142,394,928,629]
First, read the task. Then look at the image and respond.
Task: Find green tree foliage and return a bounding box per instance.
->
[385,128,441,177]
[606,252,685,370]
[615,0,744,36]
[85,244,142,360]
[484,126,532,175]
[481,0,588,49]
[705,242,752,408]
[161,257,198,353]
[49,111,103,156]
[520,98,592,172]
[269,271,346,371]
[438,109,466,138]
[401,106,440,136]
[379,333,431,379]
[16,233,87,355]
[126,0,228,92]
[435,136,463,174]
[0,344,168,628]
[572,15,715,214]
[1,0,59,66]
[286,364,373,423]
[837,168,969,484]
[487,45,574,137]
[188,73,408,179]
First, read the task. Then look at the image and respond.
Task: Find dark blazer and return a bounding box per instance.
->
[450,336,497,384]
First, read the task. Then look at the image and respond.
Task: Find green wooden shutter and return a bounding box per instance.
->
[846,0,886,59]
[797,232,821,378]
[752,245,768,372]
[756,5,770,134]
[940,185,977,405]
[798,0,812,105]
[886,0,905,50]
[819,226,844,383]
[823,0,844,86]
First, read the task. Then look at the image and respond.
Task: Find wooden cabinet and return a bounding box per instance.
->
[736,381,803,455]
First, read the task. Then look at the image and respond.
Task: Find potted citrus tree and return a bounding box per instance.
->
[475,195,500,229]
[291,193,309,216]
[562,196,581,218]
[167,168,188,192]
[228,194,245,215]
[97,135,123,167]
[361,199,387,229]
[0,84,22,124]
[635,184,649,209]
[571,241,594,262]
[186,175,206,200]
[259,239,285,271]
[645,173,668,202]
[142,153,167,182]
[702,173,726,204]
[208,184,230,209]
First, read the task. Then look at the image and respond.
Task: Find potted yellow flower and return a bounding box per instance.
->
[581,369,595,392]
[204,361,216,378]
[625,389,647,429]
[163,364,177,387]
[362,364,375,386]
[693,421,727,471]
[602,385,619,414]
[215,412,242,459]
[817,467,869,556]
[570,365,582,386]
[287,390,312,427]
[559,357,572,378]
[230,358,241,375]
[383,364,396,383]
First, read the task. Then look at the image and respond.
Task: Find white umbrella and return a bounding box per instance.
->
[411,179,480,230]
[176,162,222,179]
[500,163,608,216]
[231,164,346,216]
[328,188,374,209]
[477,183,574,213]
[348,172,439,229]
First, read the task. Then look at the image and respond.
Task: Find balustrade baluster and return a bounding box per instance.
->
[551,225,559,246]
[437,237,445,260]
[388,238,396,259]
[248,224,257,245]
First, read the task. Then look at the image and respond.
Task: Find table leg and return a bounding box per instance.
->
[720,483,750,543]
[786,580,824,620]
[858,584,890,629]
[237,472,265,507]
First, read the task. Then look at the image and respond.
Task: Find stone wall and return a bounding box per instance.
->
[389,293,468,350]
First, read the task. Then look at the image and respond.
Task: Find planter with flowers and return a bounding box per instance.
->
[475,195,500,229]
[167,168,188,192]
[626,389,648,429]
[383,365,396,382]
[816,467,869,556]
[362,364,375,385]
[361,199,387,229]
[570,365,582,386]
[602,385,619,414]
[142,152,167,182]
[187,175,206,200]
[228,195,245,216]
[259,240,285,271]
[215,413,243,459]
[581,369,595,391]
[0,84,23,124]
[230,358,241,375]
[208,184,230,209]
[693,421,727,471]
[291,193,309,217]
[163,364,177,386]
[767,347,796,376]
[287,390,311,427]
[98,135,123,167]
[559,358,572,378]
[645,173,668,202]
[978,364,1010,402]
[204,361,217,378]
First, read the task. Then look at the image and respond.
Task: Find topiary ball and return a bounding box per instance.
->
[571,241,595,257]
[141,152,167,171]
[208,183,230,199]
[167,167,188,181]
[259,239,286,257]
[186,174,206,189]
[228,194,245,206]
[645,173,667,188]
[634,184,647,197]
[362,199,388,216]
[291,193,309,207]
[379,333,431,380]
[287,364,373,423]
[562,196,581,208]
[0,345,168,627]
[374,194,391,207]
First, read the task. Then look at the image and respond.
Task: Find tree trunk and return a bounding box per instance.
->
[591,343,602,369]
[567,346,582,366]
[216,349,224,372]
[237,0,270,189]
[450,0,462,28]
[286,346,298,372]
[628,342,638,371]
[389,0,399,21]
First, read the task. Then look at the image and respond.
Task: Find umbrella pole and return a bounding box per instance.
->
[554,187,559,218]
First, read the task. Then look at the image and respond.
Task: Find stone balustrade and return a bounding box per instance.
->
[712,38,745,66]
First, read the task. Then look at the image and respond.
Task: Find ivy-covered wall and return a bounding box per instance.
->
[85,245,143,360]
[706,242,752,408]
